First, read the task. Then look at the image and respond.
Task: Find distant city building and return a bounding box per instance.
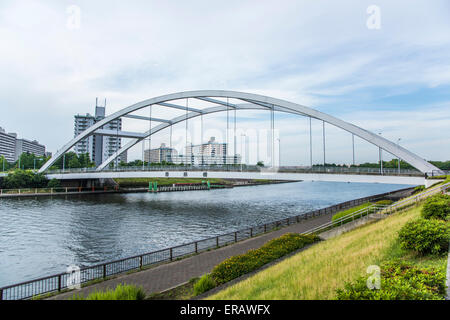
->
[184,136,241,165]
[15,138,45,161]
[144,143,178,163]
[0,127,17,163]
[45,151,52,158]
[74,99,127,166]
[0,126,46,162]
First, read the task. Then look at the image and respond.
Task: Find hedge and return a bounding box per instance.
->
[331,202,372,222]
[336,260,446,300]
[374,199,394,206]
[71,284,146,300]
[421,194,450,220]
[210,233,320,285]
[398,218,450,255]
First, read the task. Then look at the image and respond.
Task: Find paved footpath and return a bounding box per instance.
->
[50,211,334,300]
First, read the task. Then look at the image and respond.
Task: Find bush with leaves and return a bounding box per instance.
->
[336,260,446,300]
[413,185,425,194]
[211,233,319,285]
[47,178,61,189]
[398,218,450,255]
[71,284,145,300]
[375,199,394,206]
[2,170,48,189]
[193,274,217,296]
[421,194,450,221]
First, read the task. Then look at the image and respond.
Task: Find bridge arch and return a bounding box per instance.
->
[39,90,440,174]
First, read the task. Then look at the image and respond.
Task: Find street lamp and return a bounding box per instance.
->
[397,138,402,174]
[240,133,246,171]
[277,138,281,167]
[378,132,383,175]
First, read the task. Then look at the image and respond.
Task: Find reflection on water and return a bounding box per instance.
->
[0,181,411,286]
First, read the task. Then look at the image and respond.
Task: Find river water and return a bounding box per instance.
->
[0,181,411,287]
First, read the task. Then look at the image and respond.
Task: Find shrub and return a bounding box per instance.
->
[3,170,48,189]
[71,284,146,300]
[193,274,217,296]
[211,233,319,285]
[331,202,372,222]
[336,260,446,300]
[413,185,425,194]
[421,194,450,220]
[47,178,61,189]
[375,199,393,206]
[398,218,450,255]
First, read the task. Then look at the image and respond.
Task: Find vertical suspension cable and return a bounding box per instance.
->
[323,121,326,167]
[170,124,173,163]
[185,98,188,167]
[234,108,237,165]
[309,117,312,168]
[226,97,229,166]
[149,105,152,167]
[271,105,275,167]
[201,112,204,167]
[115,117,119,170]
[352,134,355,166]
[141,138,144,170]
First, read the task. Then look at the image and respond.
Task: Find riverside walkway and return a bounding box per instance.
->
[49,210,334,300]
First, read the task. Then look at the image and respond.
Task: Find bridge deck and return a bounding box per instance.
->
[45,170,428,186]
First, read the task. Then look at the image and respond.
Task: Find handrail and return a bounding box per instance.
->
[304,181,450,236]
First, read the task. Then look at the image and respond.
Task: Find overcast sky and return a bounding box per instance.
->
[1,0,449,165]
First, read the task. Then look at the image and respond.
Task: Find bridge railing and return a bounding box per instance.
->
[44,165,426,176]
[305,181,450,236]
[0,185,417,300]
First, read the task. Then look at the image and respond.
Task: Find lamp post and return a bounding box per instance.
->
[378,132,383,175]
[277,138,281,167]
[240,133,246,171]
[397,138,401,174]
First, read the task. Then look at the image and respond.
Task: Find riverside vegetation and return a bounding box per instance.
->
[55,183,448,300]
[209,190,449,300]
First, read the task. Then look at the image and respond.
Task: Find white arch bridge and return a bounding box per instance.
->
[39,90,442,184]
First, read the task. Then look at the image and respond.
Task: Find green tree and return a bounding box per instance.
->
[3,170,48,188]
[0,155,10,172]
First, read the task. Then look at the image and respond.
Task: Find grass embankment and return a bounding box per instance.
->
[331,202,372,222]
[113,178,230,188]
[71,284,145,300]
[209,204,441,300]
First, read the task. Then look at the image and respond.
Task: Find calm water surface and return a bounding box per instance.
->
[0,181,411,286]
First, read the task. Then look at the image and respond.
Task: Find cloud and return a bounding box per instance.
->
[0,0,449,165]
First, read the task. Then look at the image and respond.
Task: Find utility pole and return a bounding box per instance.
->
[322,121,326,167]
[352,134,355,166]
[397,138,401,174]
[240,133,246,171]
[309,117,312,168]
[277,138,281,167]
[378,132,383,175]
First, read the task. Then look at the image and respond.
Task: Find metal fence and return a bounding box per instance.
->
[0,185,431,300]
[305,181,450,236]
[0,186,119,197]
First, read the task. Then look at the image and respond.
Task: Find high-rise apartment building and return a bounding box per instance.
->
[0,127,17,163]
[15,138,45,161]
[144,143,178,163]
[185,136,240,165]
[74,99,127,166]
[0,127,46,163]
